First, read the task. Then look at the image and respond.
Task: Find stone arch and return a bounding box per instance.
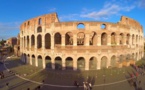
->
[119,55,124,63]
[65,32,73,45]
[54,32,61,45]
[27,54,30,64]
[24,36,26,48]
[32,55,35,66]
[136,35,138,46]
[132,34,135,45]
[38,18,42,25]
[111,55,116,67]
[45,33,51,49]
[126,34,130,45]
[120,33,124,45]
[23,53,27,64]
[111,32,116,45]
[101,56,107,69]
[55,56,62,70]
[37,34,42,49]
[37,55,43,68]
[65,57,73,70]
[89,57,97,70]
[27,36,29,49]
[101,24,106,29]
[77,23,85,29]
[45,56,51,69]
[31,35,35,47]
[101,33,107,45]
[37,26,42,33]
[77,32,85,45]
[77,57,85,70]
[126,54,131,61]
[90,32,97,45]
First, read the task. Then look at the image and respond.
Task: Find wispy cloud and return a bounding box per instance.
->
[48,8,56,12]
[59,1,137,21]
[80,2,135,20]
[138,0,145,8]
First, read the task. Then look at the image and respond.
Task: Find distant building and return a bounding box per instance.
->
[6,37,17,47]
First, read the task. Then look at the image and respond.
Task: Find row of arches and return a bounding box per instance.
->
[22,52,143,70]
[22,32,143,49]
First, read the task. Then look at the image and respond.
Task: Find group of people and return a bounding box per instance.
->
[74,80,92,90]
[0,71,4,79]
[83,82,92,90]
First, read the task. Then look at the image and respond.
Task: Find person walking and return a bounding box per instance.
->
[83,82,87,90]
[89,82,92,90]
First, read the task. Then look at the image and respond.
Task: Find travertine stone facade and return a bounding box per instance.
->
[20,13,144,70]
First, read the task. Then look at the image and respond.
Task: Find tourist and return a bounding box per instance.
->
[89,82,92,90]
[74,80,79,87]
[83,82,87,90]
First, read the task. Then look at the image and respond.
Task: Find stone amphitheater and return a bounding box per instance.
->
[20,13,144,70]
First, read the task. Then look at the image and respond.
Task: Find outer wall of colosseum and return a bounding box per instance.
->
[20,13,144,71]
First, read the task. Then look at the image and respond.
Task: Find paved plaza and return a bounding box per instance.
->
[0,56,145,90]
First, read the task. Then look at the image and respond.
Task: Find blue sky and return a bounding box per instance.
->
[0,0,145,40]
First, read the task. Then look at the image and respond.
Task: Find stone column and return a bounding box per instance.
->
[51,57,55,69]
[73,58,77,70]
[97,35,101,46]
[42,57,46,69]
[51,35,54,49]
[97,56,101,69]
[123,36,126,45]
[107,35,111,46]
[129,35,132,46]
[35,35,37,53]
[73,35,77,46]
[25,37,27,50]
[29,36,31,50]
[35,57,38,67]
[62,58,66,70]
[42,34,45,51]
[107,56,110,68]
[85,58,89,70]
[116,35,120,45]
[85,34,90,46]
[29,55,32,65]
[61,35,65,46]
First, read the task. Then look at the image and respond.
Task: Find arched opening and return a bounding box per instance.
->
[126,54,130,61]
[27,36,29,49]
[27,54,30,64]
[111,56,116,67]
[119,55,124,63]
[37,26,42,33]
[55,57,62,70]
[101,24,106,29]
[132,34,134,45]
[45,56,51,69]
[77,32,85,45]
[136,53,138,61]
[54,33,61,45]
[65,32,73,45]
[77,23,85,29]
[24,36,26,48]
[38,18,42,25]
[136,35,138,46]
[90,32,97,45]
[45,33,51,49]
[65,57,73,70]
[111,32,116,45]
[32,55,35,66]
[120,33,124,45]
[37,55,43,68]
[89,57,97,70]
[23,54,27,64]
[77,57,85,70]
[101,56,107,69]
[37,35,42,49]
[101,33,107,45]
[126,34,130,45]
[31,35,35,47]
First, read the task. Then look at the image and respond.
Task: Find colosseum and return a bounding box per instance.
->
[20,13,144,71]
